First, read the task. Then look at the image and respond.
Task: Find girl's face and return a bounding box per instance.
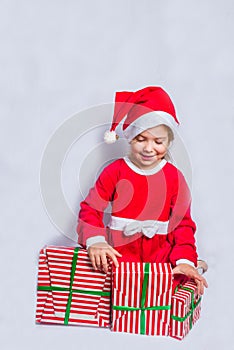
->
[129,125,170,170]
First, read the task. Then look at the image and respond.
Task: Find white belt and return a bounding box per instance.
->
[109,216,169,238]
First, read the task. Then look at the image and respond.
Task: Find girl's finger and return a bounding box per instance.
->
[100,252,109,273]
[106,250,120,268]
[89,251,98,270]
[111,247,122,257]
[95,254,101,270]
[202,276,208,288]
[193,273,208,289]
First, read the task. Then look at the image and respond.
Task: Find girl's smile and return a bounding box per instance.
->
[140,154,156,161]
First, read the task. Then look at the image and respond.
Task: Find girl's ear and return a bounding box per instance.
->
[169,138,174,149]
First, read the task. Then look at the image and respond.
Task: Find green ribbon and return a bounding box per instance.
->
[37,247,110,324]
[112,263,171,335]
[38,285,110,296]
[171,285,202,329]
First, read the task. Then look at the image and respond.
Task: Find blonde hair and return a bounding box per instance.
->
[162,125,174,162]
[163,125,174,143]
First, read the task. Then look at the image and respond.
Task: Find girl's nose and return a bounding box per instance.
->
[143,141,154,152]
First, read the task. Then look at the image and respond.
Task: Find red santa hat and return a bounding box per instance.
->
[104,86,179,143]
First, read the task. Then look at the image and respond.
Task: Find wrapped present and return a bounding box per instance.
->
[169,281,202,340]
[111,262,173,336]
[36,246,111,327]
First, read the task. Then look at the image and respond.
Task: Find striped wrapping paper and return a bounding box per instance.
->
[36,246,111,327]
[111,262,173,336]
[169,281,202,340]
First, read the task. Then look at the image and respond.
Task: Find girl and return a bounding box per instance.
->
[77,86,208,295]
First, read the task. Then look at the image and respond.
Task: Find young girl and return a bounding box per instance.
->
[77,86,208,295]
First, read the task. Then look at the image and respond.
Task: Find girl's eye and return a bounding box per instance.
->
[155,141,163,145]
[136,137,145,142]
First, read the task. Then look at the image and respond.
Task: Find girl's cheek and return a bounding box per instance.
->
[133,143,142,151]
[160,145,168,152]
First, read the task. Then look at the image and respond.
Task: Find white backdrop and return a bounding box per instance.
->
[1,0,233,349]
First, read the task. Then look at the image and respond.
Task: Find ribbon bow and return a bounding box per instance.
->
[123,220,160,238]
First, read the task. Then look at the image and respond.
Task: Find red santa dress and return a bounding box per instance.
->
[77,157,197,274]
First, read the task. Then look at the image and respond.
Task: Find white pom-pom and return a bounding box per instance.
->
[104,130,117,144]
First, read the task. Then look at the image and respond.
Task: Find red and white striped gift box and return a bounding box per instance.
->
[111,262,173,336]
[169,281,202,340]
[36,246,111,327]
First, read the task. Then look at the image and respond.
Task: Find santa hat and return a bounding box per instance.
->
[104,86,179,143]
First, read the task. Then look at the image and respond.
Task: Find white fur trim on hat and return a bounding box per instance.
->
[104,130,118,144]
[123,111,178,142]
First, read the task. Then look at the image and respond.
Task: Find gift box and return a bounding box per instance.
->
[111,262,173,336]
[36,246,111,327]
[169,281,202,340]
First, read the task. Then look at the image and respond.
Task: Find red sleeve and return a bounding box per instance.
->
[77,161,119,247]
[168,170,198,267]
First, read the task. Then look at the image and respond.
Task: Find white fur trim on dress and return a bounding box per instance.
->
[176,259,195,267]
[123,157,167,175]
[86,236,107,249]
[123,111,178,141]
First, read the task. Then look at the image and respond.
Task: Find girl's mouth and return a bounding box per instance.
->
[140,154,156,161]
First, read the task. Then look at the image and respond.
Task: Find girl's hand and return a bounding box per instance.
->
[88,242,122,273]
[172,263,208,296]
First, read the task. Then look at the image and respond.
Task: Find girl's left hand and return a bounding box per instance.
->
[172,263,208,296]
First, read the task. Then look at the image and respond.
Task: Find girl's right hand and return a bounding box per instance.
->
[88,242,122,273]
[172,263,208,296]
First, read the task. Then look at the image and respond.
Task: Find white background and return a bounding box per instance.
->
[1,0,233,349]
